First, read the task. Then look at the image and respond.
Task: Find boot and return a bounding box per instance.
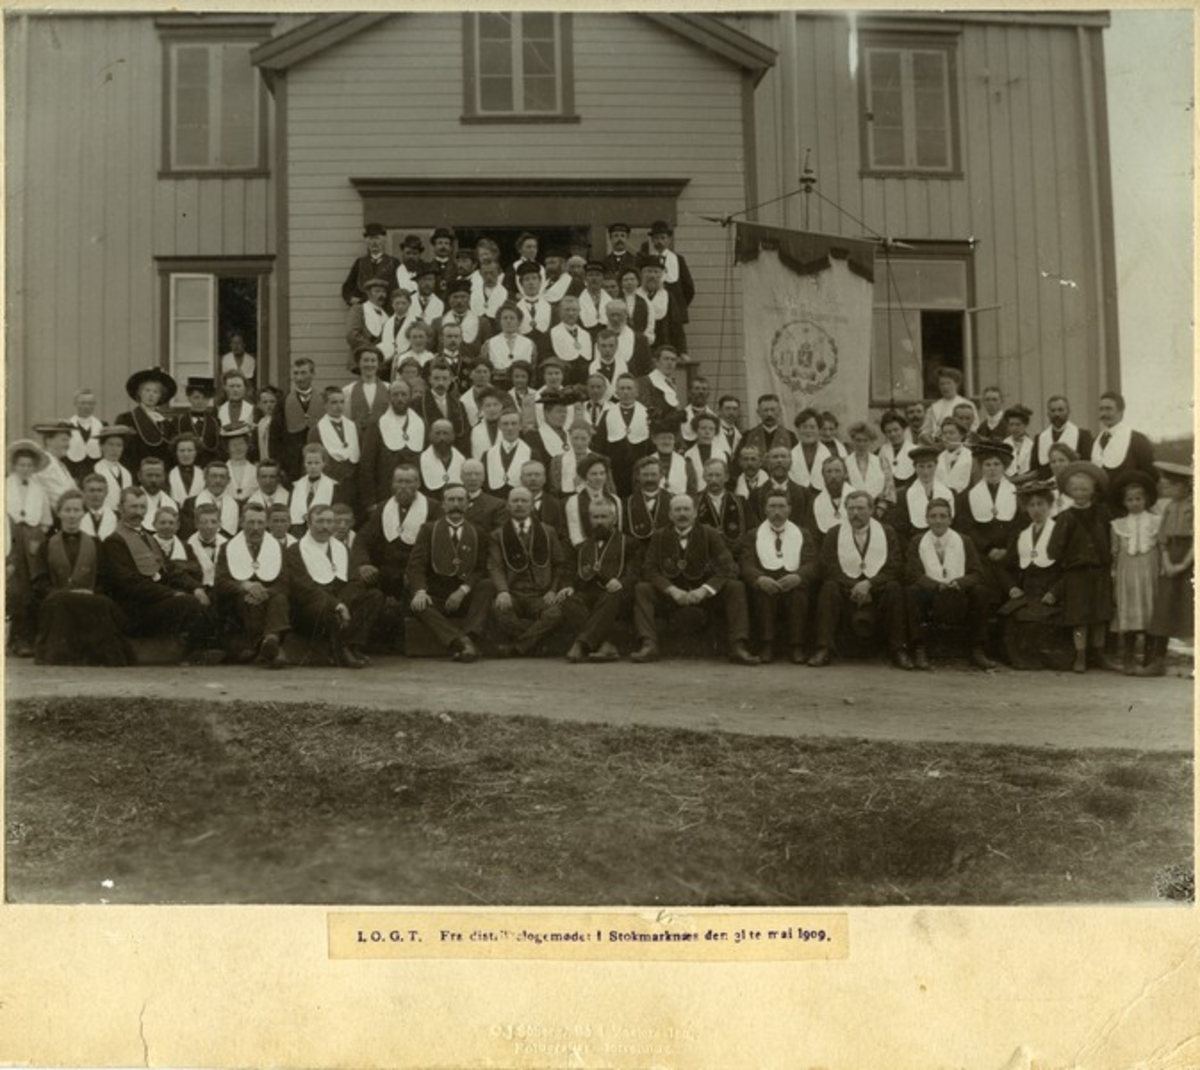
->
[453,636,478,663]
[630,640,659,664]
[1121,633,1139,675]
[1090,645,1123,672]
[1072,647,1087,673]
[1135,635,1168,677]
[807,647,832,667]
[566,640,587,664]
[912,644,931,671]
[729,641,760,666]
[588,641,620,663]
[970,646,997,671]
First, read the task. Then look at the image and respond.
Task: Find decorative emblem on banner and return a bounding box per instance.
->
[769,320,839,395]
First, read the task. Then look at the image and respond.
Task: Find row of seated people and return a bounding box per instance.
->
[6,438,1151,676]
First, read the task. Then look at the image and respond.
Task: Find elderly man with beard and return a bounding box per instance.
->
[360,379,426,513]
[562,497,639,663]
[214,500,291,668]
[405,483,493,663]
[810,489,911,670]
[740,489,820,663]
[487,486,570,658]
[631,494,759,665]
[351,463,442,602]
[101,486,224,665]
[752,445,813,531]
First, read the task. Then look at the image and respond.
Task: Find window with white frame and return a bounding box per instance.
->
[464,13,573,118]
[871,256,971,405]
[163,265,268,385]
[167,40,262,172]
[861,37,958,174]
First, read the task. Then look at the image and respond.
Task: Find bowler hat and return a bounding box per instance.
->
[973,441,1015,465]
[414,262,438,279]
[184,376,215,396]
[446,278,472,296]
[363,222,387,238]
[126,367,179,404]
[400,234,424,251]
[363,276,391,291]
[649,220,673,236]
[431,227,455,242]
[607,221,631,234]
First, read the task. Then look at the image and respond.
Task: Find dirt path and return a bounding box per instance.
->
[5,658,1192,752]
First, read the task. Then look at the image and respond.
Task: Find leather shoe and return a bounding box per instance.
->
[630,641,659,664]
[807,647,831,667]
[912,645,931,671]
[729,641,760,666]
[892,649,914,671]
[566,641,587,664]
[258,634,281,665]
[791,647,807,665]
[588,642,620,663]
[338,647,368,669]
[494,643,516,659]
[453,637,478,663]
[970,647,997,671]
[759,647,775,665]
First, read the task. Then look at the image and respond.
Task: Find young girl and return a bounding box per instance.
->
[1047,460,1117,673]
[1140,462,1193,676]
[1109,470,1161,673]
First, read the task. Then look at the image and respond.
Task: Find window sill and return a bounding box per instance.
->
[460,113,581,125]
[158,169,271,180]
[860,169,964,181]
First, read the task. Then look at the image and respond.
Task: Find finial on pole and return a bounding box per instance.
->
[800,148,816,230]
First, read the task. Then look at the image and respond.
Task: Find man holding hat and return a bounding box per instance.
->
[602,222,638,280]
[346,276,391,369]
[395,234,426,296]
[342,223,401,306]
[648,220,695,357]
[172,377,221,467]
[115,368,178,471]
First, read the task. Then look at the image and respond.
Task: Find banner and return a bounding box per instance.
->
[736,224,876,429]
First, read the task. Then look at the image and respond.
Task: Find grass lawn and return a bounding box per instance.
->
[5,697,1193,906]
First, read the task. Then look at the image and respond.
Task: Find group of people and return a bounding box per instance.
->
[4,225,1192,676]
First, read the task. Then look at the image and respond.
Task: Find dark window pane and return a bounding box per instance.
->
[477,13,512,41]
[219,45,257,168]
[523,75,558,112]
[217,276,260,358]
[915,126,949,169]
[911,51,946,90]
[479,38,513,76]
[871,307,923,402]
[872,127,905,168]
[522,12,556,40]
[523,37,556,77]
[479,75,514,112]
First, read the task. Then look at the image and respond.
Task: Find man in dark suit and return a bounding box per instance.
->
[601,221,638,281]
[349,463,441,602]
[810,489,911,669]
[694,457,754,555]
[342,223,401,306]
[752,446,813,531]
[738,394,797,464]
[285,502,383,669]
[100,486,224,664]
[647,220,695,357]
[461,459,508,531]
[358,379,426,514]
[487,486,570,657]
[520,460,566,536]
[213,501,291,668]
[1035,394,1094,478]
[405,482,493,663]
[1091,391,1156,481]
[269,358,324,483]
[417,360,470,446]
[740,487,820,663]
[631,494,758,665]
[563,496,640,663]
[624,454,673,543]
[429,226,457,300]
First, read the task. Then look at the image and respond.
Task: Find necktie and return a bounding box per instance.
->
[590,403,601,423]
[679,534,689,552]
[331,420,347,447]
[307,481,318,507]
[450,525,460,548]
[1100,431,1112,448]
[326,543,334,566]
[935,538,946,565]
[774,531,783,558]
[1052,428,1062,442]
[519,522,531,552]
[621,407,634,427]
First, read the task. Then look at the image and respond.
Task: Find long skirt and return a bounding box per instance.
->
[35,590,135,666]
[1150,535,1194,639]
[1060,564,1114,628]
[1111,545,1158,632]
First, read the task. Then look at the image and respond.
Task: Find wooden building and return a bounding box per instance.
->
[5,10,1117,433]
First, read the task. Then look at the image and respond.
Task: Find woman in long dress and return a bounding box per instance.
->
[114,368,178,471]
[33,489,134,666]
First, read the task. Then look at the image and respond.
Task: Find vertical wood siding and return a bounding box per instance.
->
[7,15,277,432]
[734,13,1110,421]
[284,13,748,401]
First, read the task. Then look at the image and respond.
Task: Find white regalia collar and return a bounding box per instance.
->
[67,415,104,461]
[538,424,569,459]
[551,322,592,363]
[318,415,361,463]
[660,248,680,284]
[790,441,831,490]
[603,403,649,444]
[225,530,282,582]
[906,479,955,529]
[196,490,240,534]
[289,474,338,525]
[846,452,886,497]
[736,470,769,498]
[968,479,1017,523]
[1092,422,1132,469]
[217,399,252,427]
[186,531,226,586]
[884,439,914,482]
[1018,519,1057,569]
[1037,421,1080,465]
[420,446,464,492]
[382,492,430,545]
[836,519,888,579]
[812,488,848,533]
[648,368,679,409]
[378,407,425,453]
[299,532,347,584]
[918,528,967,583]
[756,520,803,571]
[486,438,531,490]
[542,273,571,304]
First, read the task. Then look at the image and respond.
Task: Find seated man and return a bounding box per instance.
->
[562,497,639,664]
[810,489,911,670]
[213,500,290,668]
[487,486,570,657]
[740,488,819,664]
[100,486,224,665]
[405,482,494,663]
[350,463,441,602]
[752,445,812,530]
[624,454,673,544]
[903,497,994,671]
[460,457,507,531]
[631,494,758,665]
[150,504,188,562]
[184,501,227,591]
[284,502,384,669]
[694,457,752,555]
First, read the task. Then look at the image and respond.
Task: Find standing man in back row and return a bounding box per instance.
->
[342,223,401,306]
